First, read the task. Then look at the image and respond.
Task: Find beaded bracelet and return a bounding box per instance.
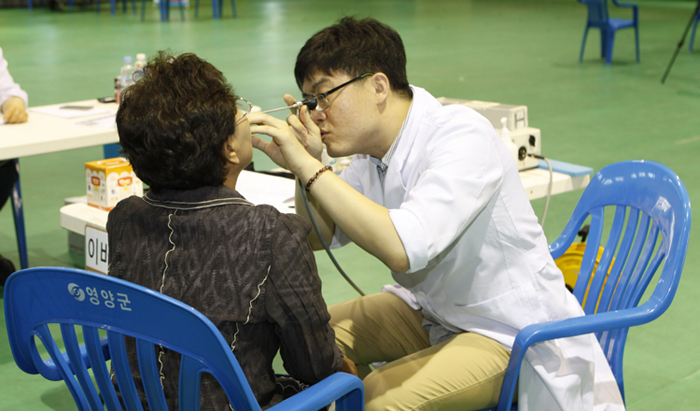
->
[305,165,333,192]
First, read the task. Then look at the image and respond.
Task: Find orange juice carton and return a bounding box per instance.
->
[86,157,143,211]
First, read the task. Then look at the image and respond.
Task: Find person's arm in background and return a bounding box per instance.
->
[0,47,28,124]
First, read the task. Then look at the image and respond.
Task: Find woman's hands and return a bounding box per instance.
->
[250,94,323,176]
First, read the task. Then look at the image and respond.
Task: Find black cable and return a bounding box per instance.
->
[297,178,366,296]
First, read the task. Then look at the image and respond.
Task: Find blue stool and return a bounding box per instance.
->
[103,143,122,159]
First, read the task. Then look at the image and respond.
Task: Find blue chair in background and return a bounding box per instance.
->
[478,160,691,411]
[195,0,236,19]
[95,0,136,15]
[578,0,640,64]
[10,159,28,270]
[4,267,364,411]
[156,0,186,22]
[690,2,700,52]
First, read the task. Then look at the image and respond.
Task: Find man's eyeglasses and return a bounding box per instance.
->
[260,72,374,115]
[235,97,253,124]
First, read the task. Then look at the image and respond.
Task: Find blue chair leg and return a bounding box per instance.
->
[634,26,640,62]
[10,160,28,270]
[690,14,699,52]
[580,26,590,62]
[600,28,608,61]
[179,0,185,20]
[27,0,33,9]
[141,0,146,20]
[230,0,236,18]
[159,0,167,21]
[605,30,615,65]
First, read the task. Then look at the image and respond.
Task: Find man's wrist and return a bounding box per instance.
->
[296,159,326,186]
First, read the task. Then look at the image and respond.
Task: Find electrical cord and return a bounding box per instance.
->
[297,178,366,296]
[528,154,553,228]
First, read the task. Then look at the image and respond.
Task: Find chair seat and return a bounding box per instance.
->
[608,18,635,30]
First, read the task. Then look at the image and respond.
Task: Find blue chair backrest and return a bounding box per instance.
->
[580,0,610,25]
[549,160,691,396]
[4,267,262,411]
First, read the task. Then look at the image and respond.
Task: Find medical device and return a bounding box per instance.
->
[436,97,542,171]
[261,99,318,114]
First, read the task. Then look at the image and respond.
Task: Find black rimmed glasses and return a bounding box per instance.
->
[235,97,253,124]
[260,72,374,115]
[305,72,374,111]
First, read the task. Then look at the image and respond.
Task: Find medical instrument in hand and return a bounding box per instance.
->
[260,99,318,114]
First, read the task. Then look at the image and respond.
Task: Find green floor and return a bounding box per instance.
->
[1,0,699,409]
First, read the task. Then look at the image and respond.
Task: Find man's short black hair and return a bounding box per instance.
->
[295,17,412,99]
[117,51,238,191]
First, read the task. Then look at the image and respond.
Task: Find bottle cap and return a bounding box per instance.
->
[123,56,133,64]
[136,53,146,60]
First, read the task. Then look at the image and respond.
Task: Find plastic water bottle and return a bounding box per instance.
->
[120,56,135,90]
[134,53,146,80]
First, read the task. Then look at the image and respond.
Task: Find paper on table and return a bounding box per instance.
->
[74,114,116,129]
[29,105,110,119]
[236,170,296,212]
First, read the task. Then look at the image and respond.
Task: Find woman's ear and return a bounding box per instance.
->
[225,140,240,165]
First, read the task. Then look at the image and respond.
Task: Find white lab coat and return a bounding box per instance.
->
[333,86,625,411]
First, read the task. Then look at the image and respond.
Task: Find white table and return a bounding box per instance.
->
[0,100,119,161]
[60,161,591,234]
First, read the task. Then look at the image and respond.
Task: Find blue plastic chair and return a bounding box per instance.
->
[156,0,186,22]
[10,159,28,270]
[195,0,236,19]
[95,0,136,15]
[578,0,640,64]
[690,2,700,52]
[4,267,364,411]
[479,160,691,411]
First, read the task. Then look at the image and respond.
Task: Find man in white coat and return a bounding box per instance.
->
[250,17,625,411]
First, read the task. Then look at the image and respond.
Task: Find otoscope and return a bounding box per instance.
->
[260,98,318,114]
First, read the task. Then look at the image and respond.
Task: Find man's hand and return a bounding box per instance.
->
[249,102,322,175]
[2,97,28,124]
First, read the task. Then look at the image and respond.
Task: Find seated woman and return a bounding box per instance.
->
[109,51,352,410]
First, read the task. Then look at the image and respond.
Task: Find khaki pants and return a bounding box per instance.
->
[329,292,511,411]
